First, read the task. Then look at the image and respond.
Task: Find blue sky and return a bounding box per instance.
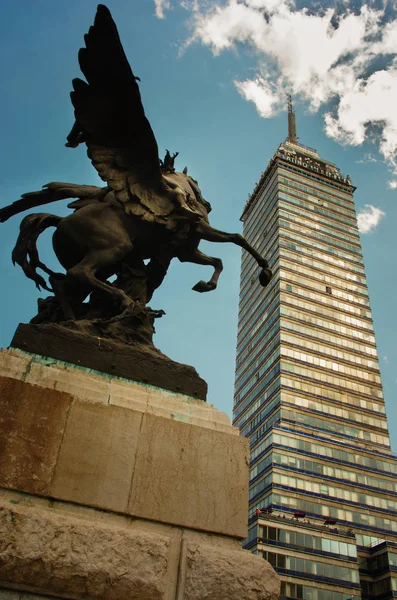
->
[0,0,396,449]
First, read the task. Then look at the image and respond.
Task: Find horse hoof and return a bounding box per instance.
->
[259,268,272,287]
[192,280,215,293]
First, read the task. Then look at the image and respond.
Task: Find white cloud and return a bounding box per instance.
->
[388,180,397,188]
[158,0,397,177]
[235,77,283,117]
[357,204,385,233]
[154,0,171,19]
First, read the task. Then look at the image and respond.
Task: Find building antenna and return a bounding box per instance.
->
[287,94,298,144]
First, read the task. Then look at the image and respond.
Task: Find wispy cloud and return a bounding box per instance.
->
[357,204,385,233]
[356,152,378,164]
[154,0,171,19]
[156,0,397,180]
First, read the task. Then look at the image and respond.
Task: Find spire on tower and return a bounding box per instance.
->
[287,94,298,144]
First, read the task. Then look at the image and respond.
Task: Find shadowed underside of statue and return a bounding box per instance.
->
[0,4,272,397]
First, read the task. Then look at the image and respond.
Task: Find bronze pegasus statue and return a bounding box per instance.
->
[0,4,272,335]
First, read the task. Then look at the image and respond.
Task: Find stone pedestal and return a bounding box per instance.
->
[0,348,280,600]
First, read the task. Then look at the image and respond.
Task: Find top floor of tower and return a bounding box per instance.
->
[241,96,355,222]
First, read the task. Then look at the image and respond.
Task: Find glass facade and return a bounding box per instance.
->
[234,135,397,599]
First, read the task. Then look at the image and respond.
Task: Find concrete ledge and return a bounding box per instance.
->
[0,490,280,600]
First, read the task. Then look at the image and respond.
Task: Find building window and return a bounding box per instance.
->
[326,286,332,294]
[286,284,293,292]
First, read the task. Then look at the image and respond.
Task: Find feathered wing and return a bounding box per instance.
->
[71,4,174,222]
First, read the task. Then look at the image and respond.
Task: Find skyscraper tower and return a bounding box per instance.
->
[233,99,397,600]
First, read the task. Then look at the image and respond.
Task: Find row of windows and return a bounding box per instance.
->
[280,305,375,345]
[278,175,355,219]
[249,407,283,444]
[278,170,355,209]
[271,433,396,476]
[240,394,281,438]
[279,581,358,600]
[284,394,387,431]
[279,209,361,257]
[281,331,379,372]
[250,430,274,462]
[280,269,370,308]
[280,320,377,358]
[236,308,280,371]
[235,321,279,383]
[250,432,394,502]
[281,294,373,333]
[281,379,385,416]
[272,452,397,493]
[279,236,365,278]
[250,472,272,500]
[240,384,386,449]
[243,172,279,239]
[278,201,360,249]
[250,493,397,534]
[272,473,397,513]
[280,227,363,267]
[235,328,378,422]
[234,363,280,417]
[278,189,357,230]
[281,361,383,400]
[235,349,280,401]
[279,247,367,287]
[235,337,280,396]
[278,255,368,297]
[238,280,279,339]
[243,193,279,255]
[281,407,389,445]
[279,215,361,256]
[282,348,381,385]
[282,282,371,320]
[261,550,359,583]
[258,525,357,558]
[234,378,281,430]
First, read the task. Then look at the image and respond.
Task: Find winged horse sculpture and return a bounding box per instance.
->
[0,5,272,324]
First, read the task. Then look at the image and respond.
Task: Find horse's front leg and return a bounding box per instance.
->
[177,247,223,293]
[196,221,272,287]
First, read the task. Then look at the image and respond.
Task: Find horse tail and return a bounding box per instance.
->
[12,213,62,292]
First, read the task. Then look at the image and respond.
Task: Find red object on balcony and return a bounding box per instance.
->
[324,518,337,525]
[294,511,306,519]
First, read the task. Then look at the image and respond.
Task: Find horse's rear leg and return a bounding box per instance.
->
[178,248,223,293]
[49,274,90,321]
[67,245,133,313]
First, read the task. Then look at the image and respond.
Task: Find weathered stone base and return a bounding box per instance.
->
[0,348,280,600]
[0,489,279,600]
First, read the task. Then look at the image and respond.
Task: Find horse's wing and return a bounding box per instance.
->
[71,5,174,221]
